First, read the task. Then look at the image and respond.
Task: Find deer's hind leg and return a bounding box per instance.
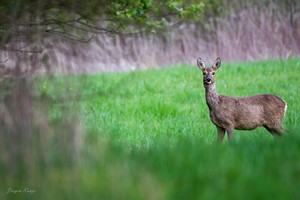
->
[264,123,285,137]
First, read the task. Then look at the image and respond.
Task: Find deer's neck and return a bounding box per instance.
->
[205,84,220,110]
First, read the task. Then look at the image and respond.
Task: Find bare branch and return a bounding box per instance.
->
[0,57,8,63]
[0,45,42,53]
[44,29,92,43]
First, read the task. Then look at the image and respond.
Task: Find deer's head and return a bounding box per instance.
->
[197,57,221,86]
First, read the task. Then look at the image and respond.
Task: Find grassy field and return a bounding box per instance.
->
[1,58,300,200]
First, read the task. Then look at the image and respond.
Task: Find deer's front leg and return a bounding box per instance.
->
[226,126,235,142]
[216,126,225,143]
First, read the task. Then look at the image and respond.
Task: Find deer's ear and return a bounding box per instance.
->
[197,58,206,71]
[212,57,221,70]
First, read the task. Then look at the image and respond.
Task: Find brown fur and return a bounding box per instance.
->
[197,57,287,143]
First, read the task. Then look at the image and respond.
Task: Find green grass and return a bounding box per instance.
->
[2,58,300,200]
[44,58,299,146]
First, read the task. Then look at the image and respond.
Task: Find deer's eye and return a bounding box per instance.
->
[212,72,215,75]
[203,72,206,76]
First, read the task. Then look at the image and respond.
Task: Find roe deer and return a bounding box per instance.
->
[197,57,287,143]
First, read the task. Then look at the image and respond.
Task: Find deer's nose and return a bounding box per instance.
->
[206,77,211,82]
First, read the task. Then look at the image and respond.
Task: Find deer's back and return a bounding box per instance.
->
[211,94,286,130]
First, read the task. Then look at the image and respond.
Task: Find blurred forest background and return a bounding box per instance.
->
[0,0,299,75]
